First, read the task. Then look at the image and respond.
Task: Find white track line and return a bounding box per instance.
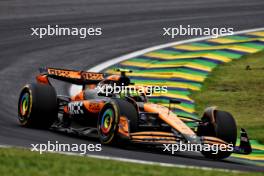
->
[0,144,240,173]
[70,27,264,95]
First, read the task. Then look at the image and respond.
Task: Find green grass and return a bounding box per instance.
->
[192,51,264,143]
[0,148,263,176]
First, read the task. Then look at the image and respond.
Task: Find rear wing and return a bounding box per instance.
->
[39,67,105,85]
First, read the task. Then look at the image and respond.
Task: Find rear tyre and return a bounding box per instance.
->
[18,83,57,128]
[198,110,237,159]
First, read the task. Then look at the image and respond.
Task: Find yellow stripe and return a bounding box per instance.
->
[145,52,212,60]
[135,82,200,91]
[179,117,194,122]
[120,61,212,72]
[161,104,195,113]
[120,61,160,68]
[207,38,239,44]
[208,37,264,44]
[105,72,201,90]
[151,93,193,102]
[131,72,205,82]
[186,63,212,72]
[175,44,258,53]
[107,70,205,82]
[144,52,231,63]
[232,154,264,161]
[152,102,194,113]
[247,31,264,37]
[251,145,264,151]
[229,45,259,53]
[144,52,202,60]
[204,53,231,62]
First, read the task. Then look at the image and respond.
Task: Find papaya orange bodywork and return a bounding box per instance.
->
[202,136,228,144]
[144,103,196,137]
[47,68,104,81]
[71,91,84,101]
[106,75,120,81]
[130,131,175,137]
[118,116,129,137]
[36,75,49,84]
[83,100,105,113]
[131,139,177,144]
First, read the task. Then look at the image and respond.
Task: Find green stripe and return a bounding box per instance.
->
[189,42,213,47]
[155,49,182,55]
[212,51,242,59]
[224,35,251,40]
[239,43,264,50]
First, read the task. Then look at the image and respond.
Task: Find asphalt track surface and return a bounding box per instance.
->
[0,0,264,172]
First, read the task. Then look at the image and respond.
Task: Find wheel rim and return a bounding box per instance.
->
[100,108,114,136]
[19,92,30,117]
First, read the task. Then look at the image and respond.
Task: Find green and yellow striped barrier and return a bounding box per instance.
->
[105,31,264,164]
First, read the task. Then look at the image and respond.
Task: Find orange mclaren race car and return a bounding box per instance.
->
[18,67,252,159]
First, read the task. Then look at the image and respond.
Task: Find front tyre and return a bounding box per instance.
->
[198,110,237,159]
[18,83,57,128]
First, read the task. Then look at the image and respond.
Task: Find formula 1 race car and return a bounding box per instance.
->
[18,67,252,159]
